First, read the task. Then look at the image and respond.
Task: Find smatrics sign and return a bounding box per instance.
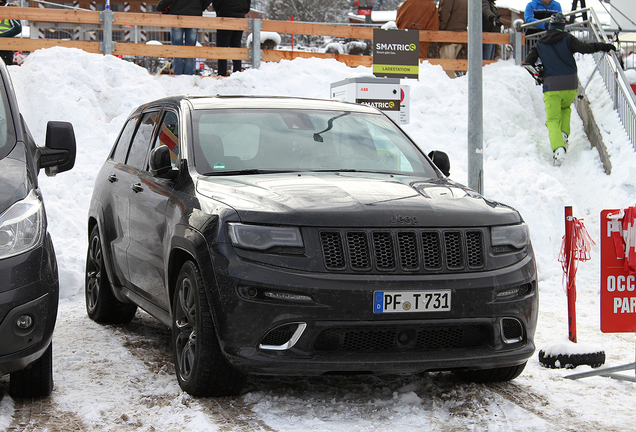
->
[372,29,419,79]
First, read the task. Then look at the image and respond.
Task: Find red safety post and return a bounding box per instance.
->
[559,206,595,342]
[564,206,577,342]
[540,208,601,369]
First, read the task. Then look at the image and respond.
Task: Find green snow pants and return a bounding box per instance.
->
[543,89,579,151]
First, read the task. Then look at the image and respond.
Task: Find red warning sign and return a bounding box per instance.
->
[600,209,636,333]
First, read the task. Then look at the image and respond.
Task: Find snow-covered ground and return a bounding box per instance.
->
[1,47,636,431]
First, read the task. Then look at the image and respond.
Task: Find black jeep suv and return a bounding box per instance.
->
[0,59,76,397]
[86,95,537,397]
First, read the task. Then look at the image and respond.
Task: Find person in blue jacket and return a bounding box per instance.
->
[525,0,562,35]
[524,13,615,166]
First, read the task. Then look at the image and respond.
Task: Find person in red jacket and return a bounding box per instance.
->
[157,0,213,75]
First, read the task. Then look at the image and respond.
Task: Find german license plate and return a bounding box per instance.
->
[373,290,451,313]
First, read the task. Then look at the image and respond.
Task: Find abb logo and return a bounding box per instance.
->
[360,87,369,91]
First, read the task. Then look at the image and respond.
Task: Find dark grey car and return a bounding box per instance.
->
[86,95,538,397]
[0,59,76,397]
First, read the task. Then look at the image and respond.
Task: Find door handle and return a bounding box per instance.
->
[108,174,117,183]
[131,183,143,193]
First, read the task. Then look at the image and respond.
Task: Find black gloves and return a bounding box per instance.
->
[602,44,617,52]
[492,15,502,27]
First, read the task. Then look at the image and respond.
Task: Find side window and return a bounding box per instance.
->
[111,117,138,163]
[126,111,160,169]
[152,111,179,168]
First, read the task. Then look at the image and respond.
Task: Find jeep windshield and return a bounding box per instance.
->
[191,108,438,177]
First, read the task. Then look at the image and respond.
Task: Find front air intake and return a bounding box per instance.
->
[501,318,524,344]
[259,323,307,350]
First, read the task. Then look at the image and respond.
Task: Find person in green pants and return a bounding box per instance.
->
[524,12,616,166]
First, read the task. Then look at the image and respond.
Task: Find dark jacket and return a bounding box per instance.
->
[482,0,501,33]
[212,0,250,18]
[438,0,468,32]
[524,0,561,31]
[524,28,614,93]
[156,0,213,16]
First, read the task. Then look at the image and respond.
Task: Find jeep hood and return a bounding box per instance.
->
[196,172,521,227]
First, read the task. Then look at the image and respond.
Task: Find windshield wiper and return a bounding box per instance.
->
[313,112,351,142]
[203,169,291,176]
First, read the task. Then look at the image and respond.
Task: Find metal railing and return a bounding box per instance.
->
[516,8,636,152]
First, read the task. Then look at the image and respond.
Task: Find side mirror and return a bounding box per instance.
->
[428,150,450,177]
[40,121,76,177]
[149,145,178,179]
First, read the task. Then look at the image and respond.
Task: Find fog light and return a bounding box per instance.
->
[264,291,312,302]
[16,314,33,329]
[496,287,520,298]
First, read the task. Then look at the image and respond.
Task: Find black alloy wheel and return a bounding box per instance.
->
[172,260,246,397]
[85,225,137,324]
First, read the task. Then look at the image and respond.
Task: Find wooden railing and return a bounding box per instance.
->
[0,7,521,71]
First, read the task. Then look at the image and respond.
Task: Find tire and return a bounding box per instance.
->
[538,350,605,369]
[172,260,246,397]
[85,225,137,324]
[453,362,527,383]
[9,343,53,398]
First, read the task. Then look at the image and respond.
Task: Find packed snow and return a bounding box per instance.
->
[1,45,636,431]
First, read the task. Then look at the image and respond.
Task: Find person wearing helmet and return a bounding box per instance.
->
[524,12,616,166]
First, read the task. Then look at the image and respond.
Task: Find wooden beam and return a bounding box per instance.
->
[113,44,249,59]
[1,7,101,24]
[261,20,374,39]
[0,38,100,53]
[113,13,250,31]
[262,50,373,67]
[418,30,515,44]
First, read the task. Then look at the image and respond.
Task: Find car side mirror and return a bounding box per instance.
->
[40,121,76,177]
[428,150,451,177]
[149,145,178,179]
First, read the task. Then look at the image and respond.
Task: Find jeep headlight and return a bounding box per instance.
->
[491,223,530,250]
[0,189,45,259]
[228,223,303,250]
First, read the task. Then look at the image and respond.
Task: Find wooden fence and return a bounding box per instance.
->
[0,7,522,71]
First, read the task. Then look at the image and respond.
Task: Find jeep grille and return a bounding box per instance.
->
[320,229,485,273]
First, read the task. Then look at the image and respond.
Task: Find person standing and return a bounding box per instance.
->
[395,0,440,60]
[523,13,616,166]
[213,0,250,76]
[524,0,561,35]
[0,1,22,66]
[482,0,502,61]
[438,0,467,78]
[156,0,212,75]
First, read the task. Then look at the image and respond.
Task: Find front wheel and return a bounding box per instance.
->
[9,343,53,398]
[172,260,246,397]
[453,362,527,383]
[85,225,137,324]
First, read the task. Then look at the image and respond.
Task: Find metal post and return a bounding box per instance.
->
[249,18,262,69]
[511,31,523,66]
[467,0,483,194]
[100,9,115,55]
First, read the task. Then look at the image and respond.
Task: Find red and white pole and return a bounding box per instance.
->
[565,206,577,343]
